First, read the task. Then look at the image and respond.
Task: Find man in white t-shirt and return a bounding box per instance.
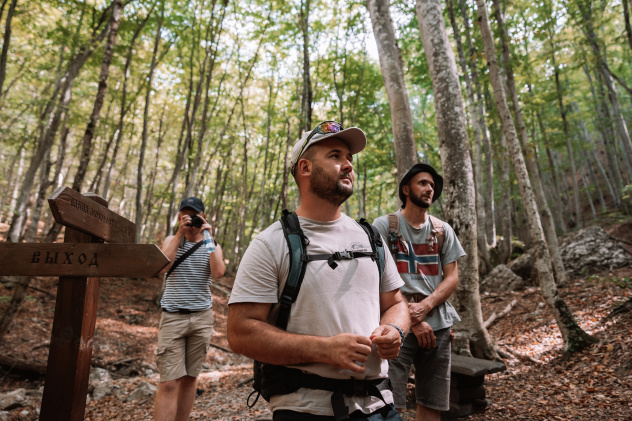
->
[227,121,410,420]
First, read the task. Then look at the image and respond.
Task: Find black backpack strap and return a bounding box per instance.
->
[358,218,385,287]
[304,250,377,270]
[166,240,204,278]
[276,209,309,331]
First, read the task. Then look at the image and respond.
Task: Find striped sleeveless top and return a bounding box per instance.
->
[161,239,213,312]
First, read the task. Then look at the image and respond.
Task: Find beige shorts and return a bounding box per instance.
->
[155,308,214,382]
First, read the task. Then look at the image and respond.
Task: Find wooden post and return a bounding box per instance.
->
[0,187,169,420]
[39,194,110,421]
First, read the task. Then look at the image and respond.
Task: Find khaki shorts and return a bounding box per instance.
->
[155,308,214,382]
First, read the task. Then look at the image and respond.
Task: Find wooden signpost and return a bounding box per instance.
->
[0,187,170,421]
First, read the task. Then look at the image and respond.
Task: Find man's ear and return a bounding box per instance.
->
[402,184,410,197]
[296,158,312,177]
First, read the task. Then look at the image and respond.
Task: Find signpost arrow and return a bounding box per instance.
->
[0,243,169,277]
[48,186,136,243]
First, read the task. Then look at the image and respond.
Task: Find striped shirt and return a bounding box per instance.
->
[161,239,213,312]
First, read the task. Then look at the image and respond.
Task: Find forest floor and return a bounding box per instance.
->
[1,221,632,420]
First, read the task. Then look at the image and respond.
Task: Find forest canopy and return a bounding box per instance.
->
[1,0,631,274]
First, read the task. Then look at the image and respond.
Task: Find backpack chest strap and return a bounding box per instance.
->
[304,250,377,270]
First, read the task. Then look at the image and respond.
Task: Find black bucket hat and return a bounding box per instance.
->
[399,163,443,207]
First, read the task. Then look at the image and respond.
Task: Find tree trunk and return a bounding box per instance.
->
[477,0,596,351]
[136,1,163,242]
[0,151,52,341]
[494,0,568,285]
[260,78,276,227]
[71,0,123,192]
[416,0,498,360]
[367,0,418,183]
[581,170,597,220]
[623,0,632,56]
[6,8,112,242]
[575,2,632,183]
[459,0,495,247]
[299,0,312,132]
[498,133,512,263]
[551,53,582,229]
[0,0,18,102]
[448,0,492,275]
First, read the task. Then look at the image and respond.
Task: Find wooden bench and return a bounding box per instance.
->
[444,354,506,418]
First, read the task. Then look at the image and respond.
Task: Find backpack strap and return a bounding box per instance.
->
[358,218,385,287]
[387,212,409,256]
[166,239,204,279]
[427,215,445,255]
[276,209,309,331]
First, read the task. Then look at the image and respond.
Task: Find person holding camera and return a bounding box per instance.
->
[154,196,225,421]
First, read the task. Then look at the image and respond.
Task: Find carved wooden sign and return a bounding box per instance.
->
[0,243,169,277]
[48,186,135,243]
[4,188,172,421]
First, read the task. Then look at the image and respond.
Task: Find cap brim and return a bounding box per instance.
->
[311,127,367,155]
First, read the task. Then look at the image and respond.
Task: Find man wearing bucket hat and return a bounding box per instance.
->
[373,163,466,421]
[228,121,410,420]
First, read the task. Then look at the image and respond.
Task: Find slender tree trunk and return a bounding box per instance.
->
[498,133,512,263]
[583,64,624,208]
[71,0,123,192]
[93,7,153,195]
[459,0,495,247]
[281,119,292,210]
[623,0,632,56]
[477,0,595,351]
[551,53,582,228]
[6,9,111,242]
[136,2,163,241]
[260,78,276,228]
[575,2,632,183]
[581,169,597,220]
[494,0,567,285]
[0,151,52,341]
[416,0,498,360]
[0,0,17,102]
[299,0,312,132]
[367,0,418,183]
[448,0,492,274]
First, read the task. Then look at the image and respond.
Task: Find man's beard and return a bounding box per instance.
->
[310,163,354,206]
[409,190,431,209]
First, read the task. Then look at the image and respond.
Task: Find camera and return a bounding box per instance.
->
[189,215,204,228]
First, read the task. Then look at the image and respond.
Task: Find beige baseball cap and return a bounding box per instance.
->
[289,122,367,174]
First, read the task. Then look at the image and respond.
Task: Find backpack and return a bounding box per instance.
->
[386,212,444,257]
[248,209,387,411]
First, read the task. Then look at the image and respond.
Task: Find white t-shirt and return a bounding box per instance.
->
[229,213,404,416]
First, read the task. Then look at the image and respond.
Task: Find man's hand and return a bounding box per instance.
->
[411,321,436,349]
[324,333,372,373]
[370,325,401,360]
[409,300,432,325]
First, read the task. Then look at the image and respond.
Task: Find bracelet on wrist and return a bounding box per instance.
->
[387,323,405,344]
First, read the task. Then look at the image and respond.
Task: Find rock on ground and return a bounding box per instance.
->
[560,226,631,276]
[0,389,26,411]
[480,264,525,294]
[507,253,537,285]
[126,381,157,402]
[89,367,114,401]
